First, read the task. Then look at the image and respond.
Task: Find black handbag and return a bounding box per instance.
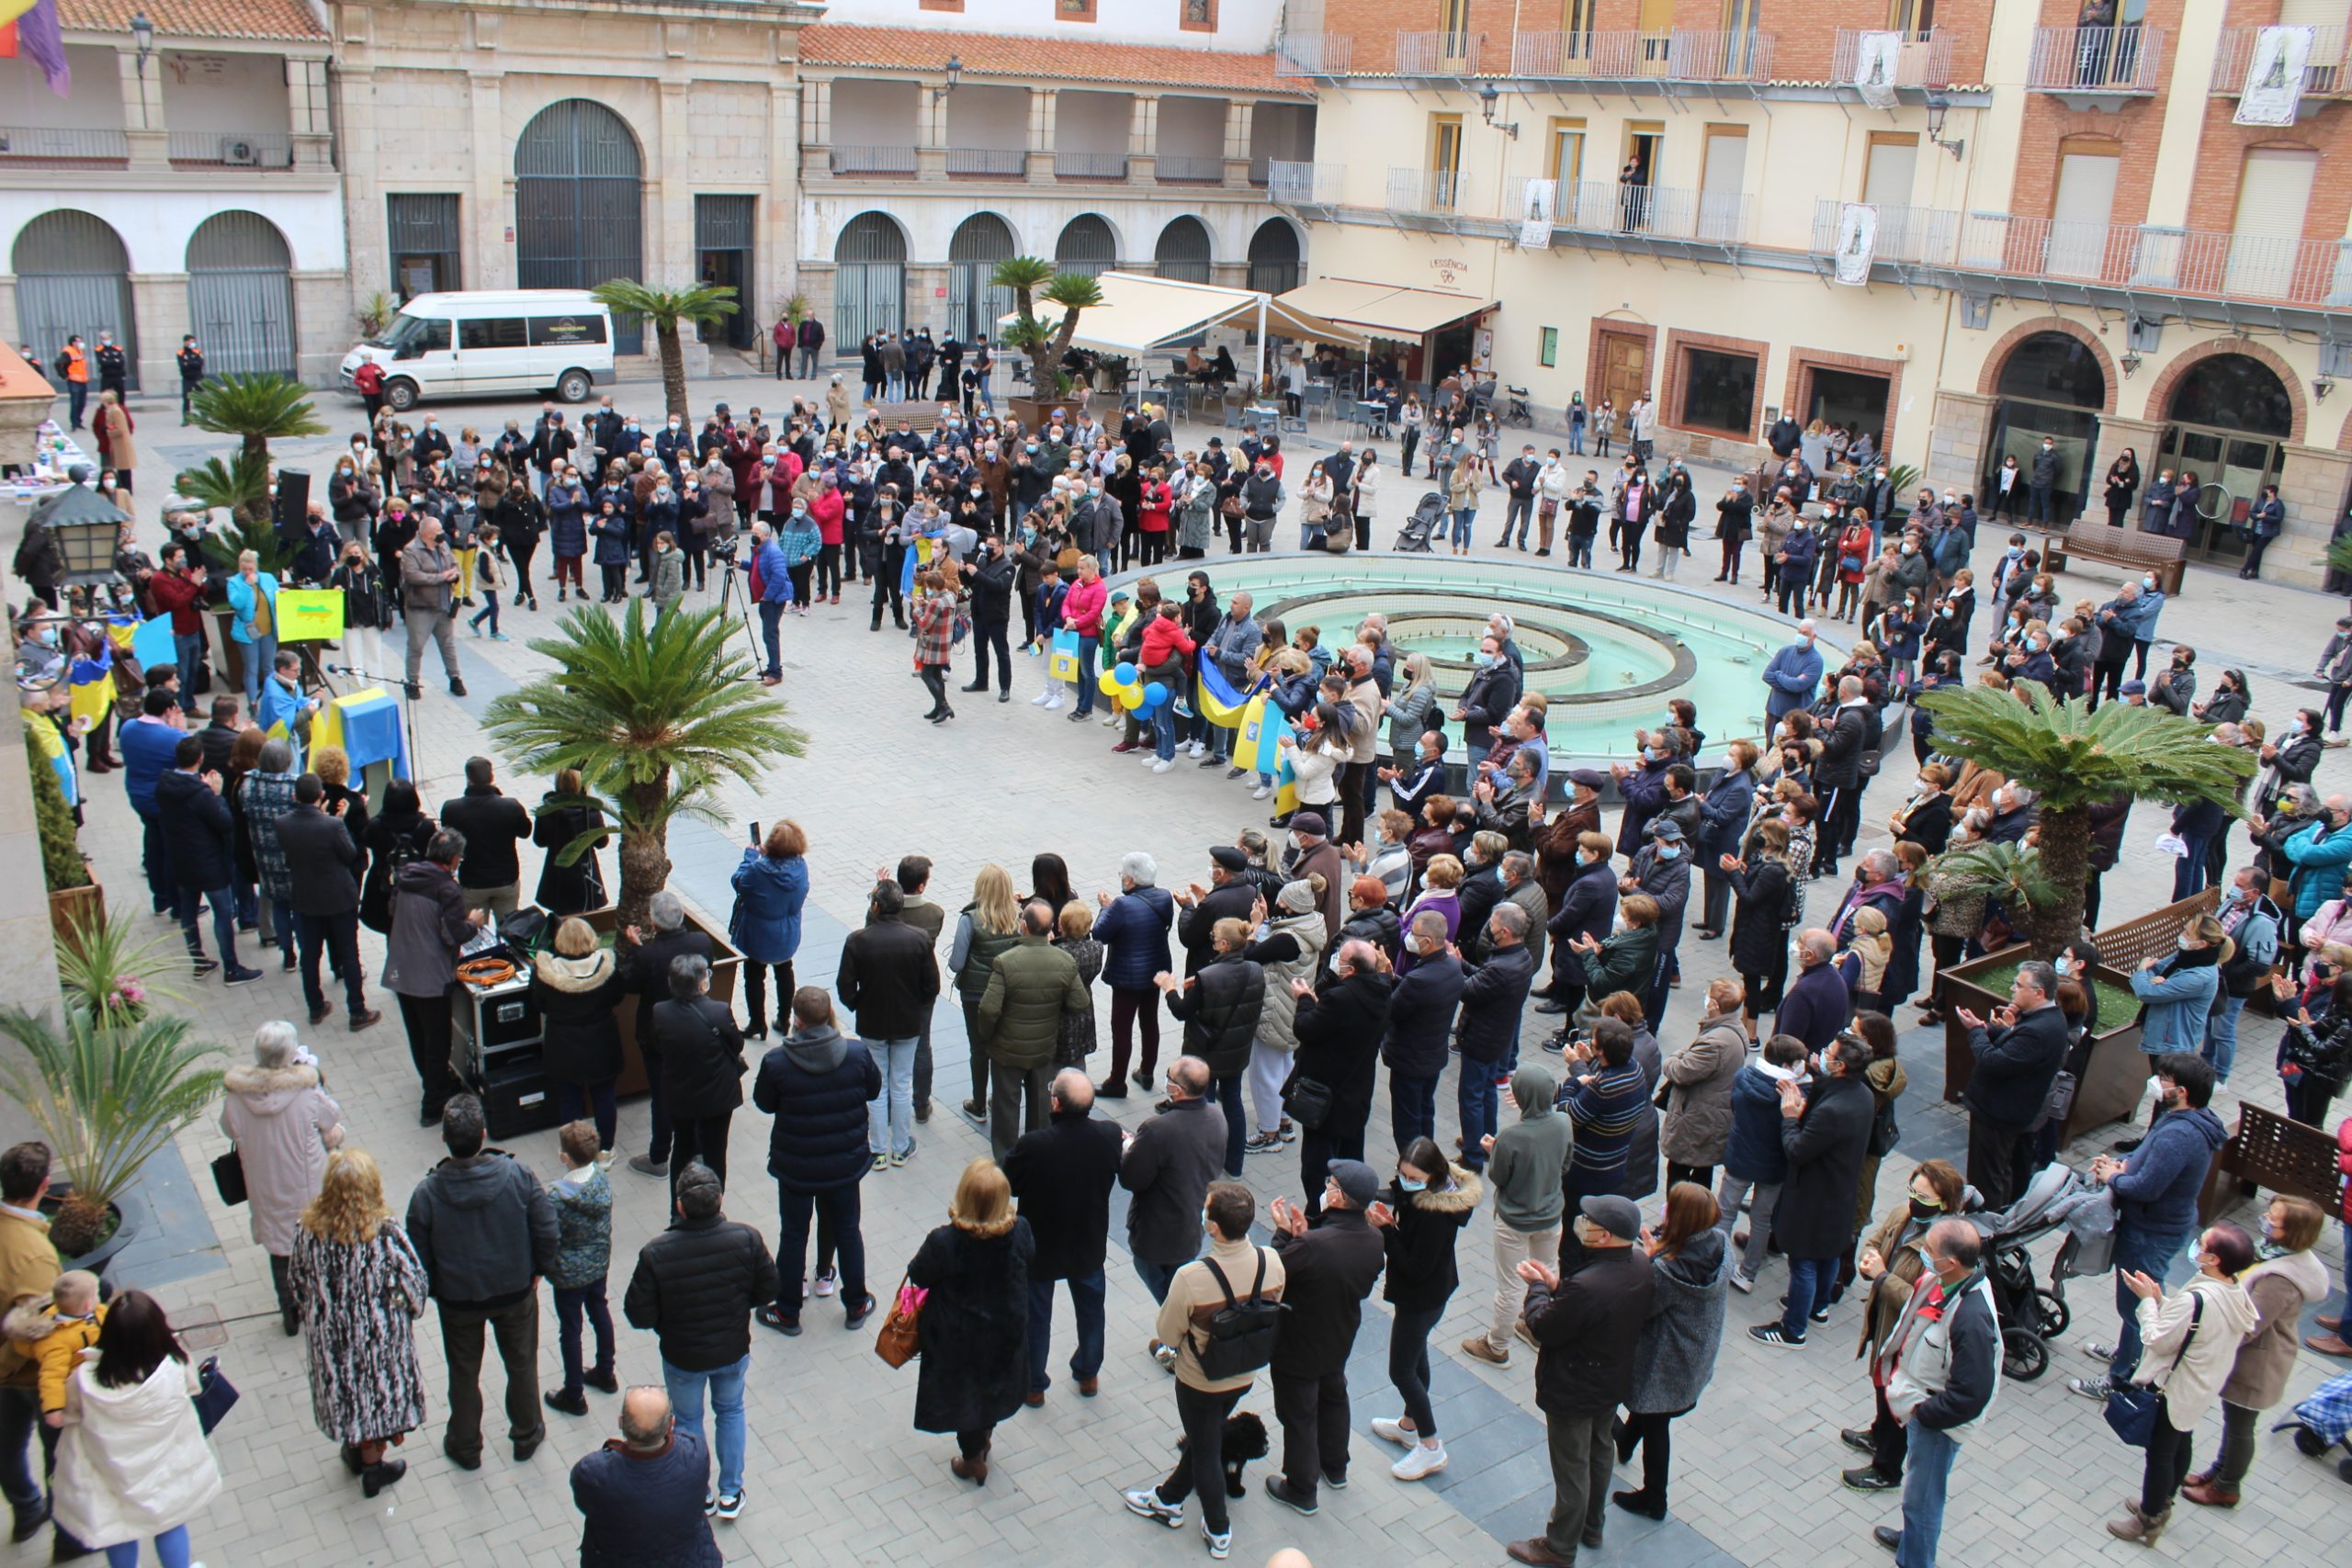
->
[1281,1075,1334,1131]
[193,1356,239,1435]
[209,1147,247,1207]
[2104,1293,2201,1448]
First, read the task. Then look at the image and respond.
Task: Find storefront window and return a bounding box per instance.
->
[1679,347,1758,436]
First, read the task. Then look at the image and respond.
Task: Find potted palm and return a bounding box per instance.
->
[992,256,1105,429]
[483,602,806,1092]
[590,280,740,424]
[28,728,100,949]
[186,372,326,527]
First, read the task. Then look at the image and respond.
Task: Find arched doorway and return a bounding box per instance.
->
[12,211,138,389]
[1055,214,1118,278]
[187,212,296,377]
[2158,352,2295,564]
[514,100,644,352]
[1982,331,2106,525]
[832,211,907,353]
[1154,217,1213,283]
[947,213,1016,344]
[1247,218,1301,295]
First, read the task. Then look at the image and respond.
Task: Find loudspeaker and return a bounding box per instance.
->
[272,468,311,536]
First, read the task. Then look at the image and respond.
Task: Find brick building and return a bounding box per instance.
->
[1275,0,2352,585]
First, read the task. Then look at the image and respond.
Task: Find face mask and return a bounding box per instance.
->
[1657,844,1680,861]
[1396,1177,1427,1193]
[2176,933,2197,952]
[1902,543,1916,555]
[2143,576,2156,591]
[668,420,680,430]
[792,506,808,519]
[2053,954,2073,977]
[1908,1196,1942,1221]
[1577,851,1599,867]
[1474,651,1497,669]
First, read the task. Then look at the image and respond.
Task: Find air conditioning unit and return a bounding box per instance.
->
[220,138,260,166]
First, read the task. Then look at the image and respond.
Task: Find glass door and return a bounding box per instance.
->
[2156,424,2281,562]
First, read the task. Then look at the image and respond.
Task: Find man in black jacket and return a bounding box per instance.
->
[406,1096,560,1470]
[1159,920,1266,1179]
[1507,1195,1655,1566]
[838,877,942,1166]
[1812,677,1870,876]
[154,735,261,984]
[275,772,380,1030]
[750,989,880,1335]
[618,892,716,1179]
[1381,911,1465,1154]
[438,756,533,915]
[1287,942,1395,1224]
[622,1162,780,1522]
[1119,1055,1226,1323]
[1954,960,2068,1208]
[1870,1220,1999,1562]
[1261,1158,1386,1515]
[1174,847,1260,976]
[1500,444,1544,549]
[1003,1070,1123,1404]
[1454,905,1536,1171]
[1751,1033,1877,1348]
[960,535,1018,701]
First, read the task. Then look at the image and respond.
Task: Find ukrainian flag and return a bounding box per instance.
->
[1194,664,1260,729]
[65,658,113,730]
[1230,693,1280,774]
[1272,749,1297,818]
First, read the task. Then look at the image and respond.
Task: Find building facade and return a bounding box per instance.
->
[794,0,1316,361]
[1,0,345,387]
[1276,0,2352,587]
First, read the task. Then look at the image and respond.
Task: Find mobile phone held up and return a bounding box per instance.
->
[750,821,761,846]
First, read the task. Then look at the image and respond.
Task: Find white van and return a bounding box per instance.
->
[339,289,615,411]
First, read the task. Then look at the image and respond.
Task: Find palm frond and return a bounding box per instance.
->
[1916,682,2253,816]
[0,1008,224,1211]
[52,908,187,1021]
[172,452,274,528]
[590,280,741,327]
[188,372,326,445]
[1928,840,2060,914]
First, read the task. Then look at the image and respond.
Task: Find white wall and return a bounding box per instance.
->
[813,0,1283,51]
[0,186,346,273]
[0,47,125,131]
[161,51,292,135]
[1159,96,1226,161]
[945,84,1027,150]
[831,78,920,145]
[1055,89,1131,154]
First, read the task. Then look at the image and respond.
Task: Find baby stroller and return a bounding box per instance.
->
[1395,491,1444,553]
[2278,1371,2352,1484]
[1969,1163,2108,1382]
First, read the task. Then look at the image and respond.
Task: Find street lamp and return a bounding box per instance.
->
[129,13,154,131]
[1476,82,1521,141]
[1924,93,1964,160]
[934,54,962,102]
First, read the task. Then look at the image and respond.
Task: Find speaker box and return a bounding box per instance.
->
[272,468,311,537]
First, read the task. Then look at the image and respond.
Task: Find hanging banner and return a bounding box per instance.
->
[1853,30,1903,109]
[1834,204,1879,287]
[1519,178,1557,249]
[2236,26,2313,127]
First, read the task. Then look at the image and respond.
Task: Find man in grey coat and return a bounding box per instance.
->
[1118,1055,1226,1325]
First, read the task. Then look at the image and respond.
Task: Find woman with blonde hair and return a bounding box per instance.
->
[531,914,628,1151]
[288,1149,429,1498]
[906,1159,1035,1484]
[949,866,1022,1125]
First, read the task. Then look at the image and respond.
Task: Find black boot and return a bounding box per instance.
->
[362,1459,407,1498]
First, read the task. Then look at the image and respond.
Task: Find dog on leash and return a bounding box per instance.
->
[1174,1411,1272,1497]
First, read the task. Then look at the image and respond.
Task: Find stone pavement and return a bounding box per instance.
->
[56,371,2352,1567]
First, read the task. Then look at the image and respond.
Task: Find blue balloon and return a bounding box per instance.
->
[1114,661,1138,684]
[1143,681,1170,708]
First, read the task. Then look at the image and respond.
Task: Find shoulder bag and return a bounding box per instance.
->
[875,1272,927,1369]
[193,1356,240,1435]
[1281,1074,1334,1130]
[2103,1292,2202,1448]
[209,1147,247,1207]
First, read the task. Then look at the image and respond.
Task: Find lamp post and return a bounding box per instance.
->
[1476,81,1521,140]
[130,13,155,131]
[1924,93,1965,160]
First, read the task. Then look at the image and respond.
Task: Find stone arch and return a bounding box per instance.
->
[2146,337,2309,446]
[1973,317,2117,412]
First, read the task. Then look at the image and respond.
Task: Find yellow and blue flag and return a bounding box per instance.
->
[1231,693,1281,775]
[65,658,113,730]
[1194,664,1258,729]
[1272,748,1297,818]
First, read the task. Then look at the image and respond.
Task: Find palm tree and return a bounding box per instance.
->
[481,601,806,930]
[187,371,326,470]
[989,257,1104,397]
[172,450,277,537]
[1915,682,2253,955]
[590,280,740,424]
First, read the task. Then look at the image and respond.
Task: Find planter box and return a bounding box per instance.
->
[1007,394,1058,432]
[1935,944,2145,1145]
[48,882,105,957]
[575,904,740,1097]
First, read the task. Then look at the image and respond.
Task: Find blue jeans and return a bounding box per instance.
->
[175,881,245,969]
[241,631,277,706]
[2171,837,2211,900]
[758,600,784,678]
[1455,1055,1501,1168]
[104,1527,191,1568]
[866,1036,918,1156]
[552,1079,618,1151]
[553,1279,614,1398]
[138,811,173,911]
[1450,507,1476,547]
[1072,636,1100,713]
[1781,1253,1836,1340]
[664,1352,749,1498]
[1391,1071,1439,1153]
[2204,994,2246,1080]
[468,590,501,634]
[1025,1268,1106,1394]
[1895,1420,1956,1568]
[173,631,206,713]
[2109,1224,2190,1382]
[1152,699,1177,761]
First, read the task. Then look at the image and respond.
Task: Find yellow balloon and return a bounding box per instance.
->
[1119,685,1146,710]
[1097,669,1124,695]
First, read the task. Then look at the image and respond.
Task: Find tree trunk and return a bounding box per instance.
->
[613,775,674,932]
[2026,802,2091,958]
[658,320,688,425]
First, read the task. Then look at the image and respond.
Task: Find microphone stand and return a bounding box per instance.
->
[319,660,424,790]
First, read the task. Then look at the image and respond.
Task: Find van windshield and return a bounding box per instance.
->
[373,314,450,356]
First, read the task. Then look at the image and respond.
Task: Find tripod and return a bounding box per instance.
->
[713,539,763,671]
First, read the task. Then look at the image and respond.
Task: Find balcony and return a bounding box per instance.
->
[1268,159,1345,210]
[0,125,129,167]
[1054,151,1129,181]
[1807,199,1958,265]
[828,143,919,177]
[2026,26,2163,104]
[1276,30,1353,79]
[944,147,1027,177]
[1829,28,1953,91]
[1157,154,1225,184]
[1388,166,1472,216]
[1509,28,1774,83]
[1396,30,1484,78]
[1554,181,1753,244]
[2211,26,2352,102]
[166,130,296,169]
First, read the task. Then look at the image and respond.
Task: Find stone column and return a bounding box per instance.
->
[467,73,508,288]
[916,80,947,180]
[1131,95,1159,187]
[2271,442,2352,591]
[656,80,695,283]
[287,57,334,171]
[1224,100,1256,187]
[1029,88,1057,186]
[120,46,166,168]
[2086,413,2162,526]
[769,80,802,320]
[801,78,831,184]
[130,274,188,390]
[1926,389,1994,502]
[338,66,387,301]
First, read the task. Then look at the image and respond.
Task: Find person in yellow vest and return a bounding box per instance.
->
[0,1140,91,1557]
[55,337,89,430]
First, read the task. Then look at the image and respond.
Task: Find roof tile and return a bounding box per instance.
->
[797,22,1310,96]
[59,0,327,44]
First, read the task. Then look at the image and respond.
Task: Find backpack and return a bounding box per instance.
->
[1193,1249,1284,1382]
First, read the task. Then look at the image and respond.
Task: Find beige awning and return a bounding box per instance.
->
[1275,277,1495,340]
[996,272,1365,358]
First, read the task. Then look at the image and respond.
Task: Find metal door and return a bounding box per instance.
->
[1056,214,1117,278]
[695,195,757,349]
[1247,219,1300,295]
[12,210,139,389]
[1155,217,1213,283]
[947,212,1016,343]
[187,211,297,377]
[514,100,644,352]
[832,211,906,351]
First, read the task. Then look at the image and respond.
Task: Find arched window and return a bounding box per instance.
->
[2165,353,2293,437]
[1247,218,1301,295]
[1982,331,2107,529]
[1154,217,1213,283]
[1994,332,2106,410]
[947,213,1018,343]
[1055,214,1118,277]
[187,212,297,377]
[833,211,908,348]
[12,211,138,389]
[515,100,644,351]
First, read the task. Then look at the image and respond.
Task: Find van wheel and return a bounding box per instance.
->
[556,369,592,404]
[384,378,419,412]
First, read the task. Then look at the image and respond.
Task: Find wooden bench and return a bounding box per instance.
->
[2041,521,2188,596]
[2198,1102,2345,1225]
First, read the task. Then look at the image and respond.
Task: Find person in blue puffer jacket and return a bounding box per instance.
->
[778,502,821,616]
[590,499,633,604]
[1715,1033,1808,1292]
[2108,576,2167,682]
[2129,914,2225,1060]
[545,470,590,603]
[730,819,810,1042]
[751,522,792,684]
[2281,798,2352,921]
[1090,850,1175,1100]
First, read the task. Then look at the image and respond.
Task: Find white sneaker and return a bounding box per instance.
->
[813,1268,837,1299]
[1102,713,1124,728]
[1370,1416,1416,1447]
[1203,1524,1232,1560]
[1250,784,1272,800]
[1123,1487,1183,1528]
[1391,1441,1449,1482]
[1030,690,1052,706]
[1152,758,1175,773]
[1728,1268,1757,1294]
[1188,739,1206,757]
[1043,693,1066,710]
